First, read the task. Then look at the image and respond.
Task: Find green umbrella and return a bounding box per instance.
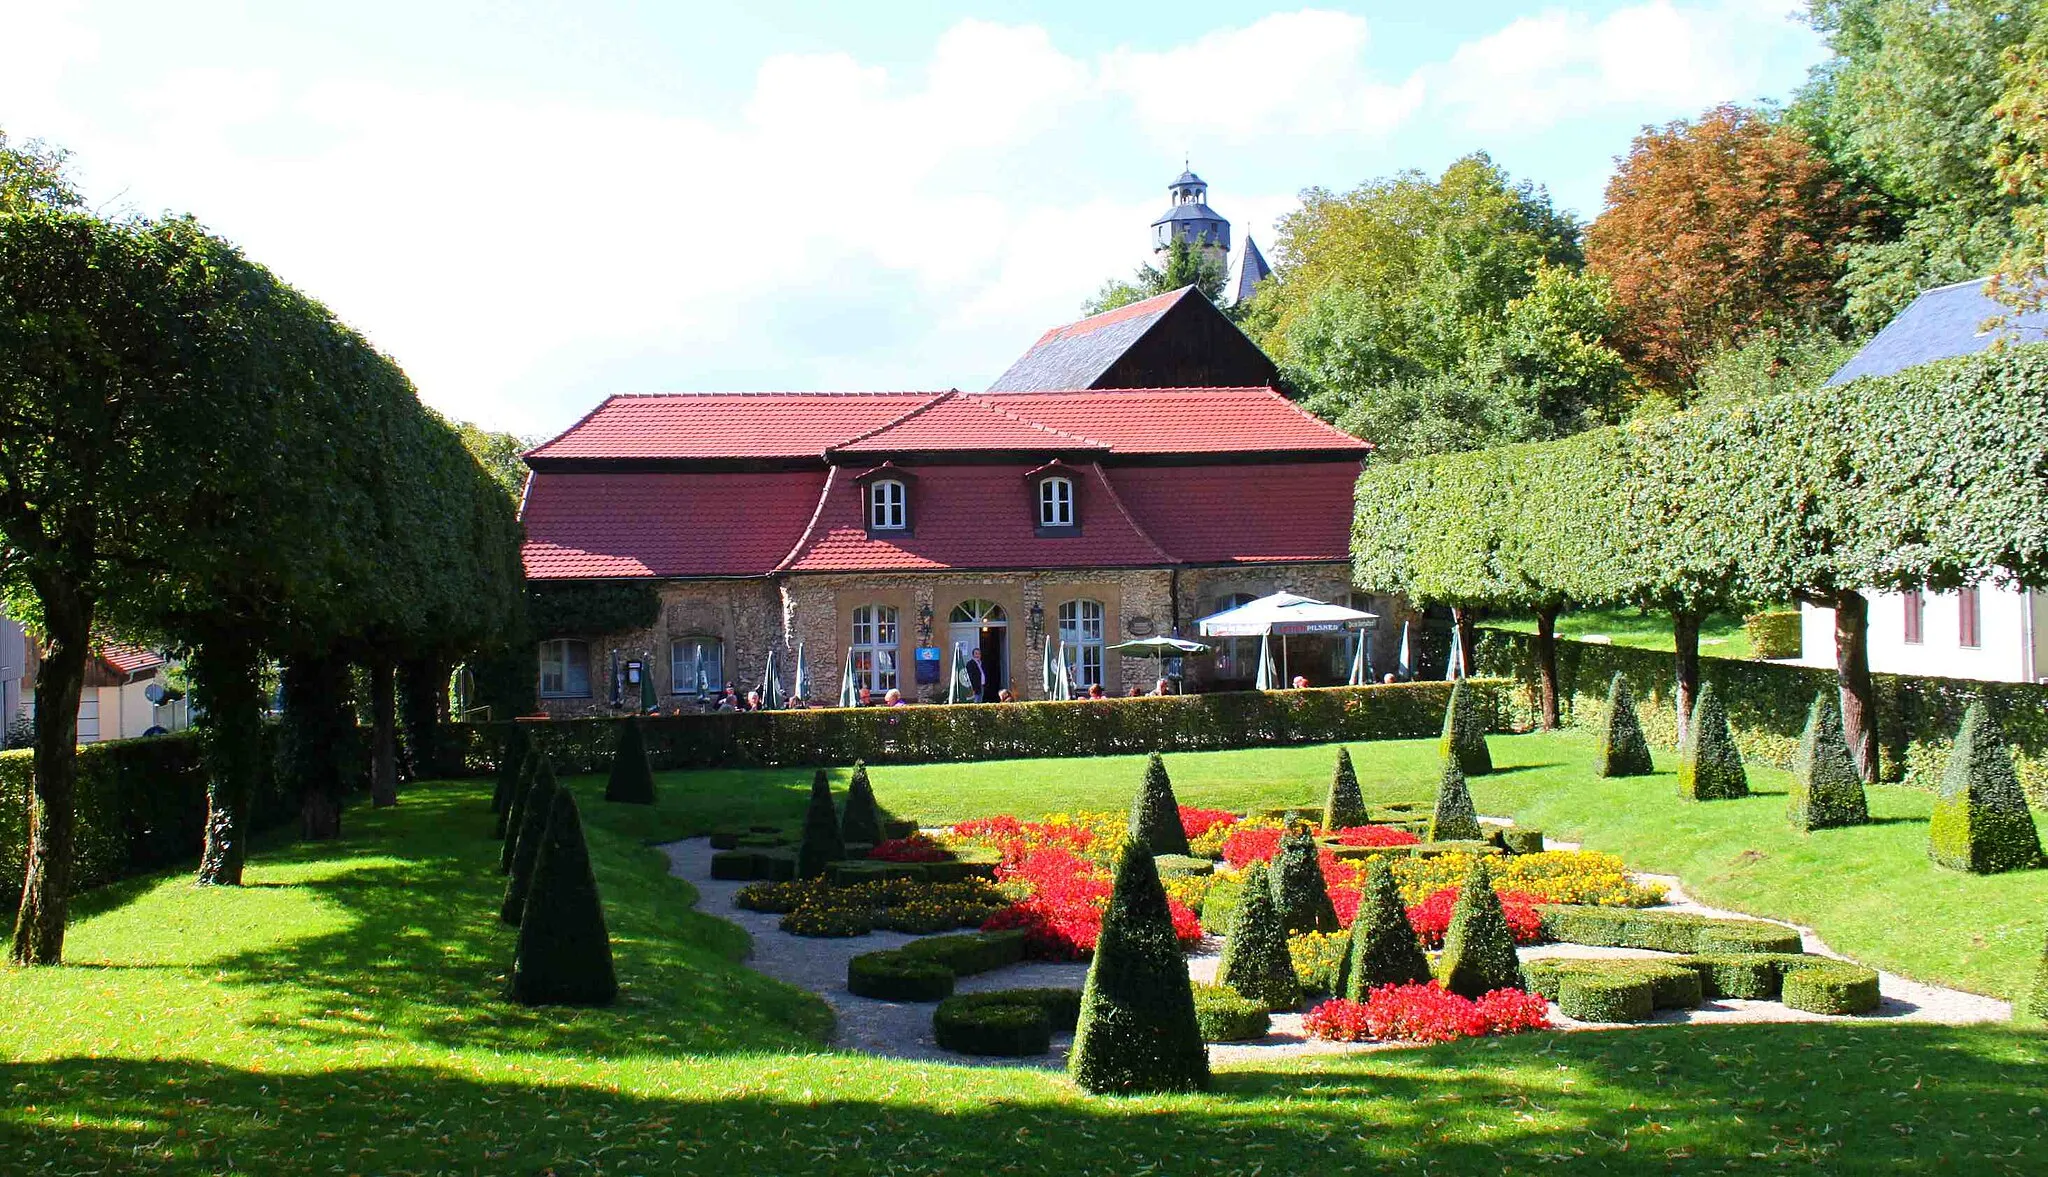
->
[837,647,858,708]
[791,643,812,704]
[1041,633,1056,699]
[948,642,973,704]
[759,648,785,711]
[640,661,658,713]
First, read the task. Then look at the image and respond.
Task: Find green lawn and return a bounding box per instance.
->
[1489,605,1761,658]
[5,735,2048,1173]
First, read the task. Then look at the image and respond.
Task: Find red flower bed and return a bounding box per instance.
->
[866,833,951,863]
[1305,983,1551,1045]
[1220,827,1284,869]
[1333,825,1422,848]
[1404,887,1545,949]
[1179,806,1238,840]
[951,815,1094,870]
[979,845,1203,959]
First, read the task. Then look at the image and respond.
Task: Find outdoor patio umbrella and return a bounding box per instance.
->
[1445,624,1466,681]
[837,647,858,708]
[1254,633,1278,691]
[759,648,785,710]
[1108,635,1211,689]
[640,663,658,713]
[948,642,973,704]
[1397,619,1413,681]
[1041,634,1057,699]
[1347,630,1369,686]
[791,643,812,704]
[1197,590,1376,691]
[1052,640,1074,700]
[609,649,623,709]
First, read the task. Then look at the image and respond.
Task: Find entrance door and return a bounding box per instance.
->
[948,598,1007,700]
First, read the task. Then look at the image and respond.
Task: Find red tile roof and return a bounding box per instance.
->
[525,392,943,460]
[99,645,166,675]
[781,463,1172,572]
[832,392,1107,453]
[1109,463,1360,564]
[521,470,828,578]
[1021,287,1187,348]
[976,386,1367,455]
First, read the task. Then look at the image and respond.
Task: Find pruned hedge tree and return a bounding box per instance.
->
[1324,747,1367,830]
[1677,681,1747,800]
[1343,859,1431,1000]
[1596,674,1655,777]
[507,788,618,1006]
[1069,840,1209,1094]
[604,718,655,805]
[1928,702,2043,873]
[1214,861,1300,1010]
[1428,758,1482,842]
[1129,752,1191,857]
[1788,692,1868,831]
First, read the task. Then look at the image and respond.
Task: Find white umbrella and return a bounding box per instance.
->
[1040,633,1056,700]
[1347,630,1369,686]
[948,642,973,704]
[1255,633,1278,691]
[1109,636,1210,689]
[837,647,858,708]
[1445,623,1466,680]
[1397,620,1413,681]
[1053,640,1074,700]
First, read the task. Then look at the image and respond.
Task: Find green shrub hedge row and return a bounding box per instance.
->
[452,680,1510,773]
[1743,611,1802,660]
[846,931,1028,1001]
[931,988,1082,1056]
[1191,983,1272,1041]
[1478,629,2048,799]
[1525,951,1881,1016]
[1536,905,1804,955]
[0,731,298,908]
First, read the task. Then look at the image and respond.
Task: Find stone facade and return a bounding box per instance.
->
[534,563,1420,716]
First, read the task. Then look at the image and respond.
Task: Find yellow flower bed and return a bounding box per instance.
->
[1287,930,1349,992]
[1163,872,1218,914]
[1385,850,1662,907]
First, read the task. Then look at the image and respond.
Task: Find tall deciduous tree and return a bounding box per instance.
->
[1587,104,1873,394]
[1083,238,1225,315]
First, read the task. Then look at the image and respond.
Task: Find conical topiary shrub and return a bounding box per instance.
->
[796,769,846,879]
[1215,861,1301,1010]
[1677,681,1748,800]
[1438,678,1493,775]
[1435,859,1522,999]
[501,758,559,925]
[1596,674,1655,777]
[497,748,539,850]
[1929,702,2043,873]
[1128,752,1192,857]
[508,788,618,1006]
[1343,858,1432,1001]
[1069,839,1209,1094]
[2016,930,2048,1025]
[1788,692,1868,831]
[1428,757,1482,842]
[839,760,884,846]
[1268,828,1340,934]
[603,718,656,804]
[1323,747,1367,830]
[492,724,530,816]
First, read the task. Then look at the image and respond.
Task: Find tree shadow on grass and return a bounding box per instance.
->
[4,1023,2045,1174]
[200,780,831,1060]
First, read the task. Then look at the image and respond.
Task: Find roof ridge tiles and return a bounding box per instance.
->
[1088,462,1175,565]
[955,394,1109,448]
[825,390,960,452]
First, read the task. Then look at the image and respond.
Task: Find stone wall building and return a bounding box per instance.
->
[520,385,1402,716]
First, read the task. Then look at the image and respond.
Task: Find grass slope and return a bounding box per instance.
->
[1489,605,1759,658]
[3,739,2047,1173]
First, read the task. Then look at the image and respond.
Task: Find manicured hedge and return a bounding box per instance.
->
[1522,958,1703,1012]
[1192,982,1272,1041]
[451,681,1511,774]
[932,988,1082,1056]
[1536,905,1803,954]
[0,731,297,908]
[846,931,1028,1001]
[1779,959,1881,1015]
[1744,611,1802,659]
[1556,973,1655,1023]
[1479,628,2048,801]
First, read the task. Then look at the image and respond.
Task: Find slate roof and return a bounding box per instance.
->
[1828,277,2048,385]
[985,287,1196,392]
[522,470,829,579]
[1229,236,1272,306]
[1153,203,1226,225]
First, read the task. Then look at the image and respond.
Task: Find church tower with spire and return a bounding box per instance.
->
[1150,166,1230,271]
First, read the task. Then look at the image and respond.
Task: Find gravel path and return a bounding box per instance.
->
[659,831,2007,1068]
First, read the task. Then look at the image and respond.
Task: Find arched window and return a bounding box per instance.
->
[537,639,591,698]
[1212,592,1260,683]
[1058,599,1106,688]
[870,479,906,530]
[1038,476,1074,528]
[949,598,1006,625]
[851,605,899,691]
[670,636,723,696]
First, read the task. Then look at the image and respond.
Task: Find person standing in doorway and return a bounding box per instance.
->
[966,647,995,703]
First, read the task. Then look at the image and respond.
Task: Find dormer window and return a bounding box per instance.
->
[870,479,906,530]
[1038,476,1074,528]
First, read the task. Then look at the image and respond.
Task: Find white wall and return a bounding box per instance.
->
[1798,583,2041,683]
[0,618,23,747]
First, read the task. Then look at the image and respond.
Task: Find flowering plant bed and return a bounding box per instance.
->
[868,832,953,863]
[1405,886,1545,949]
[1304,983,1551,1045]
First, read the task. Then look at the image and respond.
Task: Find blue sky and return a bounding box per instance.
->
[6,1,1826,437]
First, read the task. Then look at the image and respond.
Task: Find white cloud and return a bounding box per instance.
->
[1434,1,1816,133]
[1100,10,1423,145]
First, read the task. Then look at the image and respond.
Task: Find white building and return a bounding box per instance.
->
[1795,278,2048,684]
[1798,583,2048,684]
[0,618,25,747]
[2,621,190,746]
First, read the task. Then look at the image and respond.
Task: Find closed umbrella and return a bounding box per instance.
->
[1347,630,1369,686]
[948,642,973,704]
[609,649,622,709]
[1041,633,1056,699]
[1445,624,1466,681]
[640,661,658,713]
[1255,633,1278,691]
[759,648,785,710]
[694,663,711,705]
[837,646,858,708]
[1053,640,1074,701]
[792,643,812,704]
[1397,620,1413,681]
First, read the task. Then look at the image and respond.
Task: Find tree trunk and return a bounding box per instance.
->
[398,656,447,782]
[1832,591,1879,782]
[192,634,264,887]
[1672,609,1702,748]
[283,654,351,841]
[369,658,398,807]
[1533,605,1561,730]
[10,593,90,965]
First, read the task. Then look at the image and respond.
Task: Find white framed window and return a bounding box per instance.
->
[870,479,907,530]
[851,605,900,691]
[538,639,592,698]
[671,637,723,695]
[1038,476,1074,527]
[1058,598,1106,688]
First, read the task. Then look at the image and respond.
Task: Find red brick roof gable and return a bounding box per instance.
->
[522,470,827,579]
